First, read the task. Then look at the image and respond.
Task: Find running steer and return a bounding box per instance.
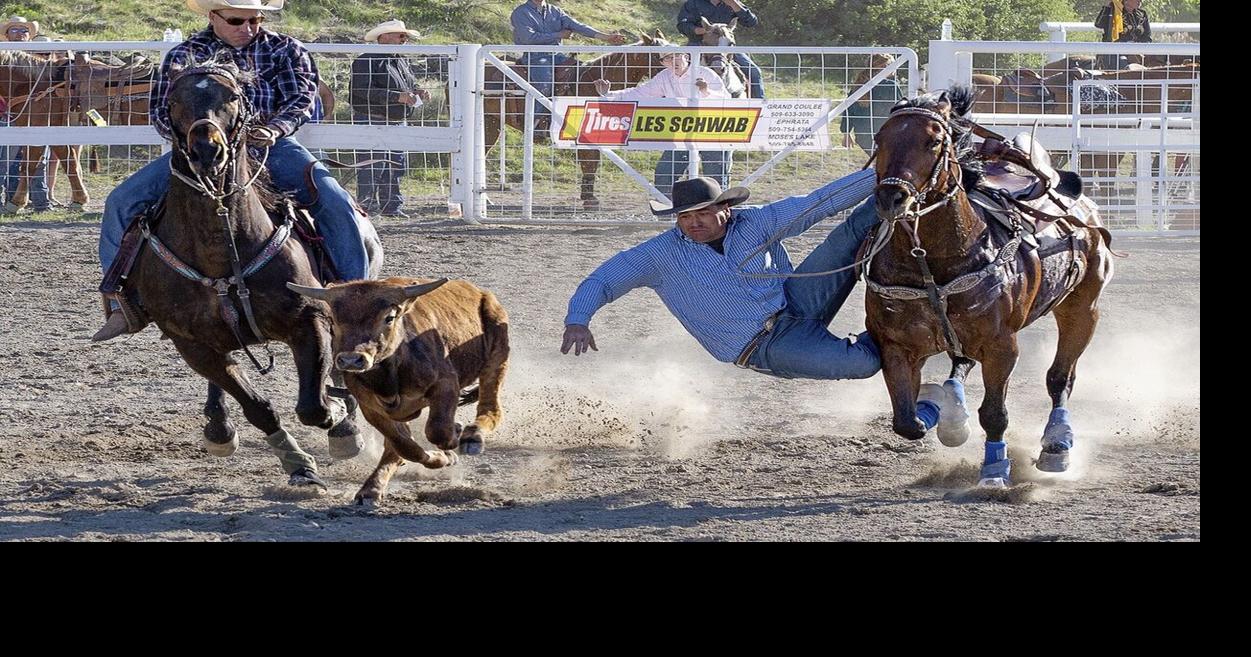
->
[289,277,510,506]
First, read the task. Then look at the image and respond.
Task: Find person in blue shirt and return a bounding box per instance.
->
[560,171,882,381]
[511,0,625,97]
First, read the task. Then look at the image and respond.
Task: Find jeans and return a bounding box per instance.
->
[353,113,406,214]
[100,136,369,280]
[518,52,572,125]
[746,197,882,380]
[1,144,51,210]
[655,150,731,199]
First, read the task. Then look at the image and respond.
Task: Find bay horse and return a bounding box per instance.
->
[481,32,665,209]
[0,50,92,212]
[121,58,377,487]
[866,86,1114,487]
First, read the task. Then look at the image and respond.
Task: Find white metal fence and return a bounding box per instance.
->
[3,36,1197,233]
[928,38,1199,234]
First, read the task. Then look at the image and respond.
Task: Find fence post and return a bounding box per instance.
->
[451,43,480,224]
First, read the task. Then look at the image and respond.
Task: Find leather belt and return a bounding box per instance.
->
[734,312,781,369]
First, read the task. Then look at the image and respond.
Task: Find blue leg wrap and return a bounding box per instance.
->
[917,400,940,431]
[1043,408,1074,451]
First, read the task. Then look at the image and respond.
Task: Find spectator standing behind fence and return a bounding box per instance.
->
[1,15,51,212]
[840,53,904,155]
[350,20,436,218]
[594,47,731,200]
[676,0,765,100]
[510,0,625,126]
[1095,0,1152,70]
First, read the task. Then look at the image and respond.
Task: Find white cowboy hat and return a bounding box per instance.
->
[2,16,40,37]
[184,0,286,16]
[364,20,422,42]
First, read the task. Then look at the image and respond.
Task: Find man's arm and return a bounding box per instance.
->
[738,168,877,239]
[725,0,760,29]
[676,1,703,41]
[1094,5,1111,30]
[564,247,661,328]
[265,42,320,138]
[557,7,622,42]
[602,72,668,100]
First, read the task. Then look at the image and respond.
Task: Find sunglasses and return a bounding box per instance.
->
[7,28,30,34]
[214,13,265,27]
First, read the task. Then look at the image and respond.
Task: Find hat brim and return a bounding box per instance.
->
[649,186,750,216]
[186,0,286,16]
[365,28,423,42]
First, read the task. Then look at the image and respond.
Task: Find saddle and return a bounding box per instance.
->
[970,132,1111,248]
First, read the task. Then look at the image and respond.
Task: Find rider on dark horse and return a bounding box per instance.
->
[94,0,371,341]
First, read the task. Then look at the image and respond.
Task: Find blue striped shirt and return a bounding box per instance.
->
[511,1,601,46]
[150,27,319,140]
[565,169,877,362]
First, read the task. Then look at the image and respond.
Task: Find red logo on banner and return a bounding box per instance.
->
[577,101,637,146]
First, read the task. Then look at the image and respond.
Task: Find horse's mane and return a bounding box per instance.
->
[891,84,986,188]
[170,52,258,87]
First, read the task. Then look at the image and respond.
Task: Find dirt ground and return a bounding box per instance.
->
[0,219,1200,541]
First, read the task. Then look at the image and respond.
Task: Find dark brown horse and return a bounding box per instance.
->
[866,86,1114,487]
[0,50,91,212]
[482,32,666,209]
[123,59,375,487]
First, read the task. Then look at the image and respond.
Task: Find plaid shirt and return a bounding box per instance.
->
[149,27,319,140]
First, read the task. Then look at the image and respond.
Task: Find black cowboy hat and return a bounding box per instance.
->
[650,177,750,216]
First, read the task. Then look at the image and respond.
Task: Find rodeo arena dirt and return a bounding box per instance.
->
[0,20,1199,541]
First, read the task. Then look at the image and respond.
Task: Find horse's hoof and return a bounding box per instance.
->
[443,450,460,467]
[202,424,238,457]
[582,197,601,211]
[353,494,379,509]
[328,428,364,460]
[289,467,328,489]
[979,453,1012,488]
[976,476,1010,489]
[458,425,485,456]
[1,202,19,214]
[69,202,85,212]
[1036,449,1071,473]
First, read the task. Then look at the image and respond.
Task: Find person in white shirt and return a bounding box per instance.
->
[593,49,731,199]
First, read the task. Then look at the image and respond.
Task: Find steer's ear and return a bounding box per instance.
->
[287,282,337,302]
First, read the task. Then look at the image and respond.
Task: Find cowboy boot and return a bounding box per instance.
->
[91,294,148,342]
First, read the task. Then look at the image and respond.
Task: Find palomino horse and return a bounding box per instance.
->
[0,50,92,212]
[698,16,747,98]
[482,32,665,209]
[867,86,1114,487]
[118,58,379,487]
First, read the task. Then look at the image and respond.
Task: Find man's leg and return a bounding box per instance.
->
[748,317,880,380]
[93,151,173,340]
[523,53,557,127]
[733,53,766,100]
[100,152,172,274]
[379,150,406,215]
[29,148,50,211]
[266,136,369,280]
[654,150,686,199]
[783,197,879,324]
[352,114,379,213]
[699,150,731,188]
